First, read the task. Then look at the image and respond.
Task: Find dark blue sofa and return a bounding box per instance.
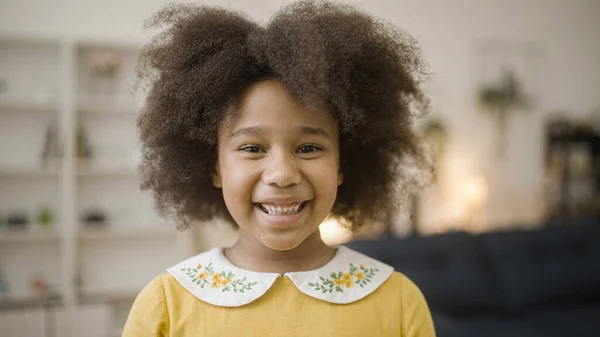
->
[347,218,600,337]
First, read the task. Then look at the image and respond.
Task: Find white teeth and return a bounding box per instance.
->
[259,202,303,215]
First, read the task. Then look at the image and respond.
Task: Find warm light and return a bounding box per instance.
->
[456,175,488,232]
[319,218,353,246]
[461,175,488,207]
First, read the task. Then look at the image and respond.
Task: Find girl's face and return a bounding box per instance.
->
[213,79,343,251]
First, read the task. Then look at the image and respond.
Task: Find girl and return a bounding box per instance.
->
[124,1,435,336]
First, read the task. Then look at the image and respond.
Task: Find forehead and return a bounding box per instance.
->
[224,79,337,133]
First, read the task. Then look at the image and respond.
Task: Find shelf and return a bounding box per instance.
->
[0,96,58,114]
[0,33,60,46]
[0,294,62,311]
[77,166,138,178]
[78,227,177,241]
[77,159,138,177]
[0,165,60,178]
[78,288,138,304]
[77,94,138,116]
[0,230,60,244]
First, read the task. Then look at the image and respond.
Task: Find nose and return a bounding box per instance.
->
[261,151,301,187]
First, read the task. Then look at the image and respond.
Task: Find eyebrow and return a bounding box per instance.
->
[229,126,265,138]
[299,126,332,139]
[229,126,332,139]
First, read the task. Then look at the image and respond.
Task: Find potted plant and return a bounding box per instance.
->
[87,50,124,94]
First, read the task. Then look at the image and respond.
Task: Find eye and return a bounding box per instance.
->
[297,145,322,154]
[239,145,265,153]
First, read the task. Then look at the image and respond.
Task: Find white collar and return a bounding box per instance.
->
[167,246,393,307]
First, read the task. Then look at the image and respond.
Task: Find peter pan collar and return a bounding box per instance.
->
[166,246,394,307]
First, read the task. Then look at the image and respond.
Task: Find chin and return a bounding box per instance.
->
[260,239,302,252]
[258,232,309,252]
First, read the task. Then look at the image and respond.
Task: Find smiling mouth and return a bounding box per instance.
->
[255,201,310,215]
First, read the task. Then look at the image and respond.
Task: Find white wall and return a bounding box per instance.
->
[2,0,598,232]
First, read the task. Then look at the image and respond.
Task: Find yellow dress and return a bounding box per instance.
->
[122,246,436,337]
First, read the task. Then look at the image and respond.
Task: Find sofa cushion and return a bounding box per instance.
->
[479,224,600,310]
[348,231,501,313]
[519,304,600,337]
[431,311,544,337]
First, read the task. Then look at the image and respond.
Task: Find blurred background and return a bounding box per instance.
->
[0,0,598,336]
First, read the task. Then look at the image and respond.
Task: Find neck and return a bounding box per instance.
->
[224,231,337,274]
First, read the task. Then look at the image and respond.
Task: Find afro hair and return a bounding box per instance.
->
[136,0,431,230]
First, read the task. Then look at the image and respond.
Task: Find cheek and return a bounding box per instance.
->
[310,160,340,205]
[219,158,258,203]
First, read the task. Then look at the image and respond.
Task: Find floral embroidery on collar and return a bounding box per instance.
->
[309,263,380,293]
[167,246,394,307]
[181,262,259,292]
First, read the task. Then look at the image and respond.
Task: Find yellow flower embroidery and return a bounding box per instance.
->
[181,263,258,293]
[342,273,354,288]
[211,273,223,288]
[308,263,379,293]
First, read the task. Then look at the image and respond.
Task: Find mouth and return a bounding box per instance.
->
[254,201,310,216]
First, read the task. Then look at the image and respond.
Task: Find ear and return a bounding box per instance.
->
[212,162,222,188]
[337,171,343,186]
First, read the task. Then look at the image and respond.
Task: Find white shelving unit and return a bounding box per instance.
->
[0,230,60,244]
[0,35,194,337]
[0,96,59,114]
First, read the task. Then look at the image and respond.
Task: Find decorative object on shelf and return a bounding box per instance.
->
[37,206,54,229]
[87,50,125,94]
[475,40,539,157]
[544,116,600,220]
[82,209,108,227]
[6,211,29,230]
[0,78,7,97]
[41,121,61,166]
[76,124,93,159]
[31,274,49,297]
[588,108,600,134]
[478,68,531,157]
[0,269,8,298]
